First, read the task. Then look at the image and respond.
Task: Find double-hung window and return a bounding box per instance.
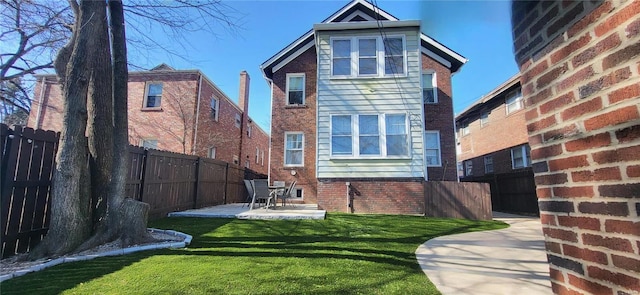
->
[210,97,219,121]
[506,88,523,115]
[384,37,404,75]
[358,38,377,76]
[422,72,437,103]
[511,145,531,169]
[484,155,494,173]
[424,131,441,166]
[330,113,408,158]
[285,132,304,166]
[144,82,163,108]
[332,39,351,76]
[331,35,405,78]
[286,73,305,105]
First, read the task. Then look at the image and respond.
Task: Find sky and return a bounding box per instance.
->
[131,0,520,134]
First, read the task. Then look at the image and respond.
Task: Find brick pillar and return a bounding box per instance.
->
[512,0,639,294]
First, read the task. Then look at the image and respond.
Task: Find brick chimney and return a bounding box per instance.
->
[238,70,250,114]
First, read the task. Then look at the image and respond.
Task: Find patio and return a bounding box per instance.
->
[167,203,326,220]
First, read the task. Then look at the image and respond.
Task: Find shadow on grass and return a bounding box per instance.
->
[0,215,505,294]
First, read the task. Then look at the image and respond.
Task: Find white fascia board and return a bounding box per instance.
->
[421,47,452,68]
[273,41,316,73]
[313,20,420,31]
[420,33,468,65]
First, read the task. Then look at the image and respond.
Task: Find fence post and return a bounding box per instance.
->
[223,163,229,204]
[193,158,200,209]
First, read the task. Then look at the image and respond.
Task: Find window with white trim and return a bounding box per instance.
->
[484,155,493,174]
[330,35,406,78]
[422,72,437,103]
[424,131,441,167]
[140,139,158,149]
[255,147,259,163]
[460,122,470,136]
[144,82,162,108]
[285,132,304,166]
[286,73,305,105]
[480,110,489,126]
[511,145,531,169]
[330,113,408,158]
[464,160,473,176]
[208,147,216,159]
[506,88,523,115]
[210,97,219,121]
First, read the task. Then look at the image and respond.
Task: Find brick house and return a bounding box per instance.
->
[260,0,466,213]
[456,74,539,214]
[512,0,639,294]
[28,64,269,175]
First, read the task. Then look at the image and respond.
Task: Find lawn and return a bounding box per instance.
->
[0,214,506,295]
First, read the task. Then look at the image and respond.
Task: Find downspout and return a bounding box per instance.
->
[192,74,203,155]
[35,76,46,129]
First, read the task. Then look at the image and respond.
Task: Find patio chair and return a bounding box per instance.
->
[243,180,254,207]
[250,179,276,210]
[280,181,297,208]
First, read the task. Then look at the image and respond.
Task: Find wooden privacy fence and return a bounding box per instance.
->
[424,181,492,221]
[1,124,265,258]
[462,170,538,215]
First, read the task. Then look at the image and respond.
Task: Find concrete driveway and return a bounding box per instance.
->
[416,212,551,295]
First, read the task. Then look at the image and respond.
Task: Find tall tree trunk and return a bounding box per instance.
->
[29,0,102,259]
[86,0,113,227]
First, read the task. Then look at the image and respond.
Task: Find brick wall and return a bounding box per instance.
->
[318,178,425,214]
[457,83,529,164]
[270,47,318,202]
[422,55,458,181]
[27,69,269,176]
[512,0,640,294]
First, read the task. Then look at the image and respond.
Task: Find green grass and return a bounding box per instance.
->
[1,214,506,295]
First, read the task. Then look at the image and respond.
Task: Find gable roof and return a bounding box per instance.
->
[260,0,467,81]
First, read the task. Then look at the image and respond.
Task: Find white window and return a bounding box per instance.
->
[233,155,239,165]
[144,82,162,108]
[506,88,523,115]
[460,122,470,136]
[480,110,489,126]
[330,35,405,78]
[140,139,158,149]
[424,131,441,167]
[285,132,304,166]
[422,72,437,103]
[210,97,219,121]
[484,155,494,174]
[235,113,241,128]
[255,147,259,163]
[286,73,305,105]
[330,113,408,158]
[358,38,378,76]
[511,145,531,169]
[208,147,216,159]
[384,36,405,75]
[464,160,473,176]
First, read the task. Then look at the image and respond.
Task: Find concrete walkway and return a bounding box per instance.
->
[416,212,551,295]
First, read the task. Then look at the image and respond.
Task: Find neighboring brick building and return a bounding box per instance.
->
[456,74,539,214]
[28,64,269,175]
[260,0,466,212]
[512,0,639,294]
